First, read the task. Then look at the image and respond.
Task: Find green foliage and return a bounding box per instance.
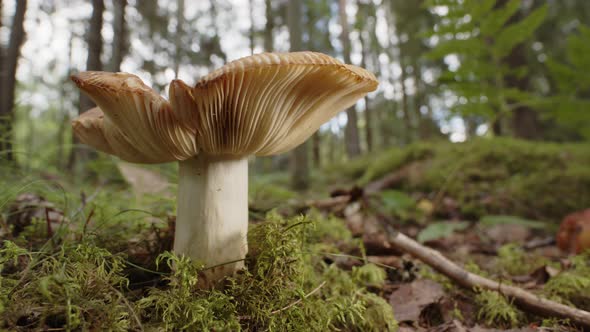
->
[542,25,590,138]
[427,0,547,122]
[475,289,523,328]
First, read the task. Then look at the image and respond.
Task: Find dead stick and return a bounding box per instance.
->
[383,225,590,327]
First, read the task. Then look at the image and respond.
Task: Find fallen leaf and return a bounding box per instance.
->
[511,265,559,288]
[389,279,446,325]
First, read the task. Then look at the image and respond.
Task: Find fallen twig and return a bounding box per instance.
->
[382,224,590,328]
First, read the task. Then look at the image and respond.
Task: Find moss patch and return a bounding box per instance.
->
[0,214,397,331]
[355,138,590,221]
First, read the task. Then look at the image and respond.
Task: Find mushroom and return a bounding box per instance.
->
[71,52,378,286]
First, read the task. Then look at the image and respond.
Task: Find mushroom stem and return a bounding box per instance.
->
[175,155,248,285]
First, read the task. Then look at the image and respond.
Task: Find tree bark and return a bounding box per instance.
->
[306,2,321,167]
[358,34,373,152]
[264,0,273,52]
[68,0,104,169]
[495,0,540,139]
[173,0,184,78]
[0,0,27,162]
[288,0,309,190]
[249,0,255,55]
[399,61,412,144]
[109,0,127,72]
[338,0,361,158]
[506,43,539,139]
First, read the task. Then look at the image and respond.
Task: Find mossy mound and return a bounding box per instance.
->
[0,214,397,331]
[356,138,590,221]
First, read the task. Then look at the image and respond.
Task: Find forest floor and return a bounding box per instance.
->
[0,138,589,331]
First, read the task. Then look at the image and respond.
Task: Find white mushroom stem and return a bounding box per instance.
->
[174,155,248,284]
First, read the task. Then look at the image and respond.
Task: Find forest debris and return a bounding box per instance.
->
[483,224,531,246]
[6,193,65,236]
[363,232,402,256]
[382,224,590,328]
[511,265,559,289]
[389,279,446,324]
[364,161,423,194]
[556,209,590,254]
[428,319,468,332]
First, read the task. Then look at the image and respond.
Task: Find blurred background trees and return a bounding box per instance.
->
[0,0,588,188]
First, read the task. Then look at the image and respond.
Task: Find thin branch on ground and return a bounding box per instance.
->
[382,224,590,328]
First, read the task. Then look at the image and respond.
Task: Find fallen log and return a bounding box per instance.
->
[382,224,590,328]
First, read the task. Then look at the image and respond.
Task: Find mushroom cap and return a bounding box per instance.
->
[72,51,378,163]
[71,72,197,163]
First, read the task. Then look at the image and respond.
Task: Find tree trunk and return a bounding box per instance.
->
[0,0,27,163]
[399,61,412,144]
[312,133,320,168]
[109,0,127,72]
[288,0,309,190]
[264,0,273,52]
[173,0,184,78]
[506,44,539,139]
[494,0,540,139]
[57,34,75,170]
[249,0,255,54]
[338,0,361,158]
[358,27,373,152]
[68,0,104,170]
[306,1,321,167]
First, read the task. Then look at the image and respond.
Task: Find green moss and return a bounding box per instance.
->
[352,138,590,221]
[1,214,397,331]
[1,241,132,331]
[352,263,387,288]
[543,253,590,307]
[359,143,434,185]
[475,289,524,328]
[495,244,532,276]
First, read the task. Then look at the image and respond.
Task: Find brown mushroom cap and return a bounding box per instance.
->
[71,72,197,163]
[72,52,378,162]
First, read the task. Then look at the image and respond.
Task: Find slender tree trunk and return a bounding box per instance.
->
[288,0,309,190]
[494,0,540,139]
[173,0,184,78]
[209,0,226,64]
[109,0,127,72]
[506,44,539,139]
[57,34,75,170]
[249,0,255,54]
[306,2,321,167]
[68,0,104,169]
[338,0,361,158]
[358,26,373,152]
[0,0,27,163]
[399,60,412,144]
[264,0,273,52]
